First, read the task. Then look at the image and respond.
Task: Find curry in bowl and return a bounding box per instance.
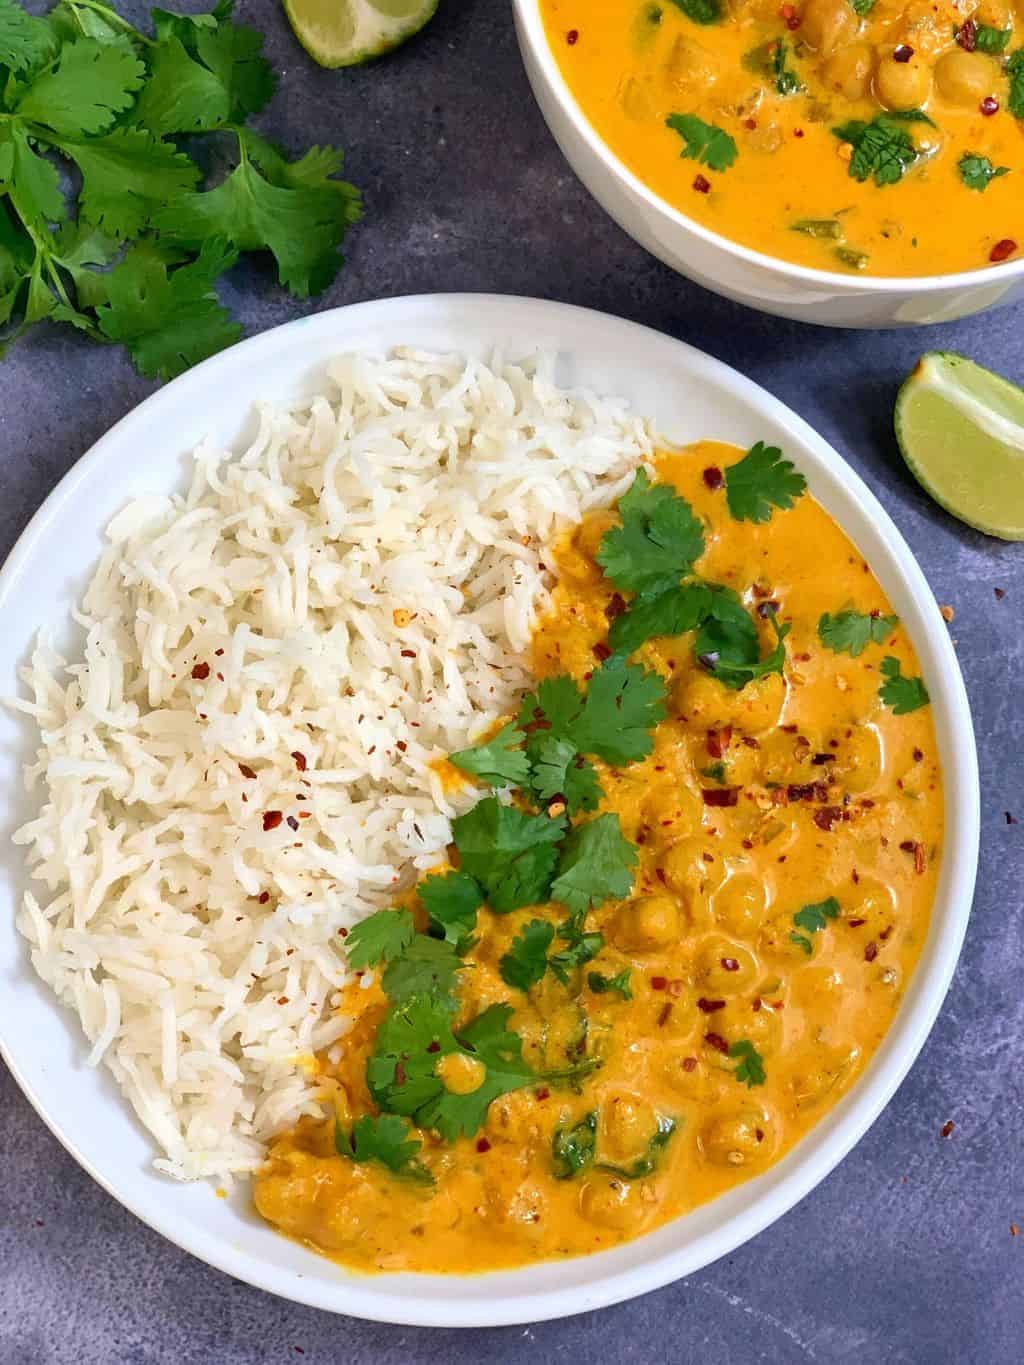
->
[254,444,942,1273]
[540,0,1023,277]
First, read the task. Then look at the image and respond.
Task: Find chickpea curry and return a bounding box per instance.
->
[254,442,942,1274]
[541,0,1024,276]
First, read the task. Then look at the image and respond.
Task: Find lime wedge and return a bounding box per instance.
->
[895,351,1024,541]
[283,0,439,68]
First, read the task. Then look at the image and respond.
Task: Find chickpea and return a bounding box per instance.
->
[874,54,933,112]
[674,669,736,727]
[642,782,702,846]
[579,1175,640,1230]
[695,936,759,993]
[789,963,844,1011]
[701,1110,774,1168]
[800,0,860,56]
[974,0,1011,29]
[486,1089,545,1145]
[843,875,896,936]
[832,722,884,793]
[599,1094,659,1162]
[660,835,722,904]
[822,42,875,101]
[738,1000,783,1057]
[607,895,681,951]
[732,672,787,736]
[712,873,768,938]
[663,35,719,96]
[934,49,998,107]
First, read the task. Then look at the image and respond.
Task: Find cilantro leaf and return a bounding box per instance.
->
[818,610,898,657]
[16,37,145,137]
[597,1115,677,1177]
[452,797,566,912]
[571,657,668,765]
[1010,50,1024,119]
[527,732,603,814]
[772,37,802,95]
[499,917,555,991]
[551,813,637,915]
[878,656,930,714]
[345,907,416,969]
[2,125,66,228]
[450,722,530,788]
[62,127,201,238]
[725,442,807,523]
[190,6,276,123]
[729,1040,766,1087]
[974,23,1012,53]
[549,930,604,984]
[596,469,705,597]
[666,113,738,172]
[833,116,917,187]
[587,968,633,1000]
[381,934,463,1007]
[667,0,722,23]
[418,871,483,949]
[608,580,712,655]
[695,588,790,689]
[337,1113,433,1184]
[367,994,460,1116]
[851,0,876,12]
[154,127,362,298]
[958,153,1010,191]
[552,1111,597,1178]
[790,896,840,954]
[94,238,240,380]
[133,33,232,134]
[517,673,585,737]
[0,0,55,72]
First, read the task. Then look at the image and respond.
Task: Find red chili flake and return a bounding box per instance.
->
[263,810,283,832]
[741,838,753,850]
[1007,812,1018,825]
[396,740,407,753]
[900,839,926,873]
[535,1087,550,1100]
[239,763,257,779]
[592,641,613,662]
[400,649,416,659]
[605,592,627,620]
[793,127,804,138]
[476,1137,491,1152]
[743,117,757,130]
[657,1002,674,1027]
[912,747,924,763]
[395,1063,407,1085]
[566,27,578,43]
[956,18,977,49]
[299,811,311,820]
[990,238,1017,262]
[216,672,224,682]
[780,3,800,28]
[893,43,913,61]
[864,941,878,963]
[651,975,668,991]
[277,996,288,1005]
[215,649,224,657]
[258,891,270,904]
[848,917,866,927]
[811,752,834,766]
[654,867,667,886]
[191,662,210,680]
[704,1032,729,1054]
[981,95,999,116]
[291,751,307,772]
[703,787,739,807]
[426,1041,441,1054]
[707,726,732,758]
[286,815,299,832]
[702,466,724,490]
[940,1120,955,1138]
[880,925,893,941]
[682,1056,697,1072]
[995,587,1006,600]
[697,997,726,1013]
[787,781,829,803]
[693,173,711,194]
[721,957,740,972]
[338,927,348,937]
[813,806,843,832]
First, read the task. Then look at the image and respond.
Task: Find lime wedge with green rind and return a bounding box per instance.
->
[895,351,1024,541]
[284,0,439,68]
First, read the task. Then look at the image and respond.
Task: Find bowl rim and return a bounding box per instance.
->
[0,293,980,1326]
[512,0,1024,295]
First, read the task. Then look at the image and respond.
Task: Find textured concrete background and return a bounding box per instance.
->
[1,2,1022,1361]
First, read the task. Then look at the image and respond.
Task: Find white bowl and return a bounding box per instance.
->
[513,0,1024,329]
[0,294,978,1325]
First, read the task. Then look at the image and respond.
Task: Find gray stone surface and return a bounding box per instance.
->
[1,2,1022,1361]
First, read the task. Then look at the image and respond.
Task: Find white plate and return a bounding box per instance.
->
[0,295,979,1326]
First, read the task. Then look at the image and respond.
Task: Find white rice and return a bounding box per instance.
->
[10,347,652,1180]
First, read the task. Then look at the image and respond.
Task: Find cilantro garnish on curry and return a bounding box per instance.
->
[542,0,1024,275]
[254,442,943,1274]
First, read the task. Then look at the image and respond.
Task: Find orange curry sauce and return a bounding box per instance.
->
[253,443,943,1273]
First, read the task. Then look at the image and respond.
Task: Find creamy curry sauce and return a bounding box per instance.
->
[541,0,1024,276]
[254,444,943,1273]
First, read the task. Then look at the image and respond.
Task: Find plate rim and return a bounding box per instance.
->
[0,293,980,1326]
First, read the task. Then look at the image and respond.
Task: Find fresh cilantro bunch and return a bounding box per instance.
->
[0,0,361,377]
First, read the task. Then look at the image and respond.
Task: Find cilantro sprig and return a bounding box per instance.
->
[729,1040,766,1088]
[1008,49,1024,117]
[587,968,633,1000]
[725,442,807,523]
[666,114,738,172]
[667,0,721,22]
[695,588,790,690]
[958,153,1010,192]
[818,609,898,657]
[833,116,918,187]
[0,0,361,377]
[879,657,930,714]
[335,1114,433,1185]
[596,468,705,598]
[789,896,840,954]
